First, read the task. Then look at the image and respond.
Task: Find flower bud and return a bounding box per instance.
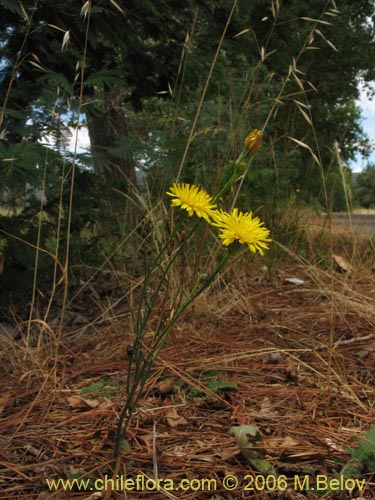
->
[244,129,263,153]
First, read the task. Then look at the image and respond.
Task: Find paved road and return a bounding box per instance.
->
[321,212,375,235]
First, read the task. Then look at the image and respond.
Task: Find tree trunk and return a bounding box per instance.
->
[86,86,140,225]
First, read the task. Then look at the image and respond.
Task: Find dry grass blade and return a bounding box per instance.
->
[19,2,29,22]
[294,101,313,126]
[288,136,320,165]
[300,17,332,25]
[81,0,90,19]
[2,252,375,498]
[233,28,251,38]
[315,29,338,51]
[109,0,125,15]
[61,30,70,51]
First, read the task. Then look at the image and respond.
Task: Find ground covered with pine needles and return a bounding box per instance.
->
[1,235,375,500]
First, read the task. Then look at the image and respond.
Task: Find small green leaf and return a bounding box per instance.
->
[341,458,363,478]
[230,425,273,473]
[230,424,262,446]
[122,440,131,451]
[339,424,375,486]
[201,370,219,377]
[350,425,375,470]
[247,457,274,474]
[207,379,237,392]
[81,378,112,394]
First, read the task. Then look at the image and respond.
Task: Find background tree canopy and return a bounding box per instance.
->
[1,0,375,304]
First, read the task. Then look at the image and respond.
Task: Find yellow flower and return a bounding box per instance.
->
[166,182,217,222]
[244,129,263,153]
[212,208,271,255]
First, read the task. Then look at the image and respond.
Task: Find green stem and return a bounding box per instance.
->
[113,251,230,458]
[213,151,249,203]
[151,251,230,360]
[213,171,238,203]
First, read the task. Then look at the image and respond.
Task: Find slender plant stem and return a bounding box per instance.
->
[113,247,229,458]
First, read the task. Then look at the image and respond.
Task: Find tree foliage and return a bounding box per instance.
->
[1,0,375,305]
[354,164,375,208]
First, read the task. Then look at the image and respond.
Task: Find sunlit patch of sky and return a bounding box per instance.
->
[37,120,90,155]
[68,126,90,153]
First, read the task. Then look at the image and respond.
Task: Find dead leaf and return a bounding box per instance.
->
[156,377,176,395]
[256,397,279,419]
[264,435,300,455]
[333,254,352,273]
[82,493,103,500]
[0,393,14,415]
[324,437,343,452]
[36,492,67,500]
[265,352,282,364]
[67,395,99,409]
[24,443,46,459]
[284,277,305,285]
[165,407,187,427]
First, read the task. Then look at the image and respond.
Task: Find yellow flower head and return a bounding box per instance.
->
[212,208,271,255]
[166,182,217,222]
[244,129,263,153]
